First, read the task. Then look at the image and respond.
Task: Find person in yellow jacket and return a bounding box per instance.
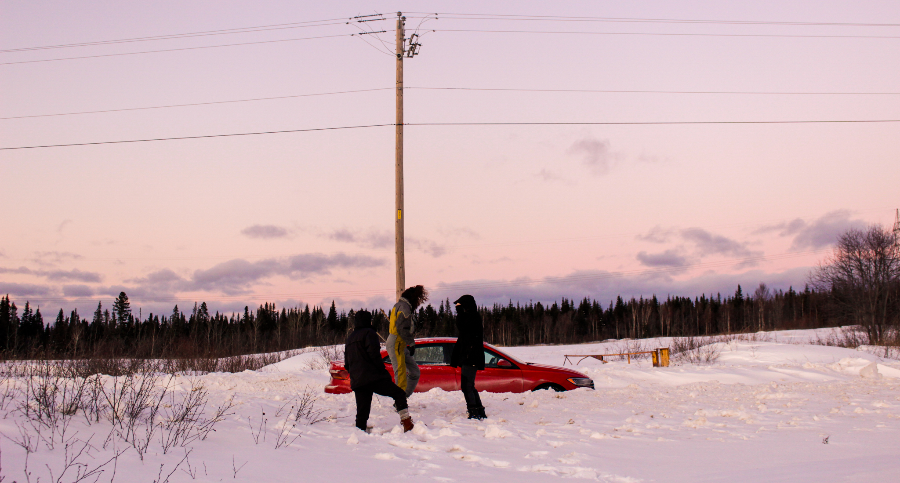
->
[387,285,428,397]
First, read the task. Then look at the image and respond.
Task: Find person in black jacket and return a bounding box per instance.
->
[344,310,414,432]
[449,295,486,420]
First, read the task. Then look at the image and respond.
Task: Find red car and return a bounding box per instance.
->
[325,337,594,394]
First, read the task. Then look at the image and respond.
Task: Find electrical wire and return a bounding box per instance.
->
[408,120,900,127]
[408,87,900,96]
[431,28,900,40]
[3,119,899,151]
[0,88,393,120]
[0,33,355,66]
[406,12,900,28]
[0,124,393,151]
[4,86,898,121]
[0,19,349,54]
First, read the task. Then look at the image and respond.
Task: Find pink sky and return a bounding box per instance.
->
[2,0,899,317]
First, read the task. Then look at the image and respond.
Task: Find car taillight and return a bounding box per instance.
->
[330,369,349,380]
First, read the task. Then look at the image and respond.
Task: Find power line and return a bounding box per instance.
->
[0,124,393,151]
[409,120,900,127]
[432,28,900,39]
[406,12,900,28]
[8,12,894,56]
[0,88,393,120]
[0,33,355,66]
[0,19,349,54]
[409,87,900,96]
[7,86,898,121]
[3,119,899,151]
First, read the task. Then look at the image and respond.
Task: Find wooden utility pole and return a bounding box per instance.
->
[393,12,421,300]
[395,12,406,301]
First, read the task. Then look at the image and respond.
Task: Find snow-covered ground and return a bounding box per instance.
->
[2,328,899,482]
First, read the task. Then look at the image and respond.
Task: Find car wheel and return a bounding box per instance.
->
[532,383,565,392]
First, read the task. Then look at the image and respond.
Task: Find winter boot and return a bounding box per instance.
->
[398,408,415,432]
[467,406,486,420]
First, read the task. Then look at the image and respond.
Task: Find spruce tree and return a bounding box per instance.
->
[0,295,10,350]
[113,292,131,325]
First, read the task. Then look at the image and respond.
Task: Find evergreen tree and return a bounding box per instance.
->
[0,295,9,350]
[113,292,131,325]
[327,301,338,333]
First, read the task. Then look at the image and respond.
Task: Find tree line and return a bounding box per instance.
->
[1,224,896,360]
[0,284,845,360]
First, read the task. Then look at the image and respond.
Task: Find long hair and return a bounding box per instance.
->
[401,285,429,308]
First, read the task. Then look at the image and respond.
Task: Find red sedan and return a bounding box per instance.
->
[325,337,594,394]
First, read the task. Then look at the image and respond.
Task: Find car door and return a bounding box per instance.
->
[414,343,460,392]
[383,343,460,392]
[475,347,523,393]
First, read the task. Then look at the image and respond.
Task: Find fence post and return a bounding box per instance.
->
[652,349,660,367]
[659,348,670,367]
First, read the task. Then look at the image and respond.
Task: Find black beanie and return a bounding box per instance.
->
[354,310,372,329]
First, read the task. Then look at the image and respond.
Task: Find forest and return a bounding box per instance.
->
[0,283,837,360]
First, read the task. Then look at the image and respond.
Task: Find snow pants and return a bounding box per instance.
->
[353,379,408,431]
[386,333,419,397]
[460,365,483,412]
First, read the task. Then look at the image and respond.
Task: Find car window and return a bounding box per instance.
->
[484,348,516,369]
[414,344,447,365]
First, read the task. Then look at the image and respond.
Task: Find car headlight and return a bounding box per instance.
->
[567,377,594,389]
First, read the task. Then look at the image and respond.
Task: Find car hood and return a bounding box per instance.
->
[524,362,589,378]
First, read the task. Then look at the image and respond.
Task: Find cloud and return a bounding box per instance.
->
[0,282,55,297]
[755,210,866,251]
[0,266,102,283]
[409,238,447,258]
[636,249,689,269]
[680,228,760,258]
[567,138,614,175]
[241,224,289,239]
[636,226,673,244]
[30,251,83,267]
[43,269,103,283]
[327,229,393,250]
[63,285,95,297]
[536,169,565,182]
[189,253,386,294]
[429,266,813,308]
[127,269,185,285]
[325,228,447,257]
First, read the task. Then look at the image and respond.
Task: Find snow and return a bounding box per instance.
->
[2,328,900,482]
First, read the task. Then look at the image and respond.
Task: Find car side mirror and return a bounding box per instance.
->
[497,359,512,368]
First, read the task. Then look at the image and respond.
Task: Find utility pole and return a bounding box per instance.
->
[395,12,420,300]
[893,208,900,236]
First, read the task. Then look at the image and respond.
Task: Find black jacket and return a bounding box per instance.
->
[450,295,485,370]
[345,324,391,391]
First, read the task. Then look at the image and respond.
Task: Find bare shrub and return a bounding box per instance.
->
[305,346,343,371]
[813,326,869,349]
[45,436,126,483]
[158,379,232,454]
[671,336,722,365]
[295,385,327,425]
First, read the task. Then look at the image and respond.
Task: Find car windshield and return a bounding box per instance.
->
[483,342,524,365]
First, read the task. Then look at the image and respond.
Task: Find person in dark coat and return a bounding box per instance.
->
[344,310,414,432]
[449,295,486,420]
